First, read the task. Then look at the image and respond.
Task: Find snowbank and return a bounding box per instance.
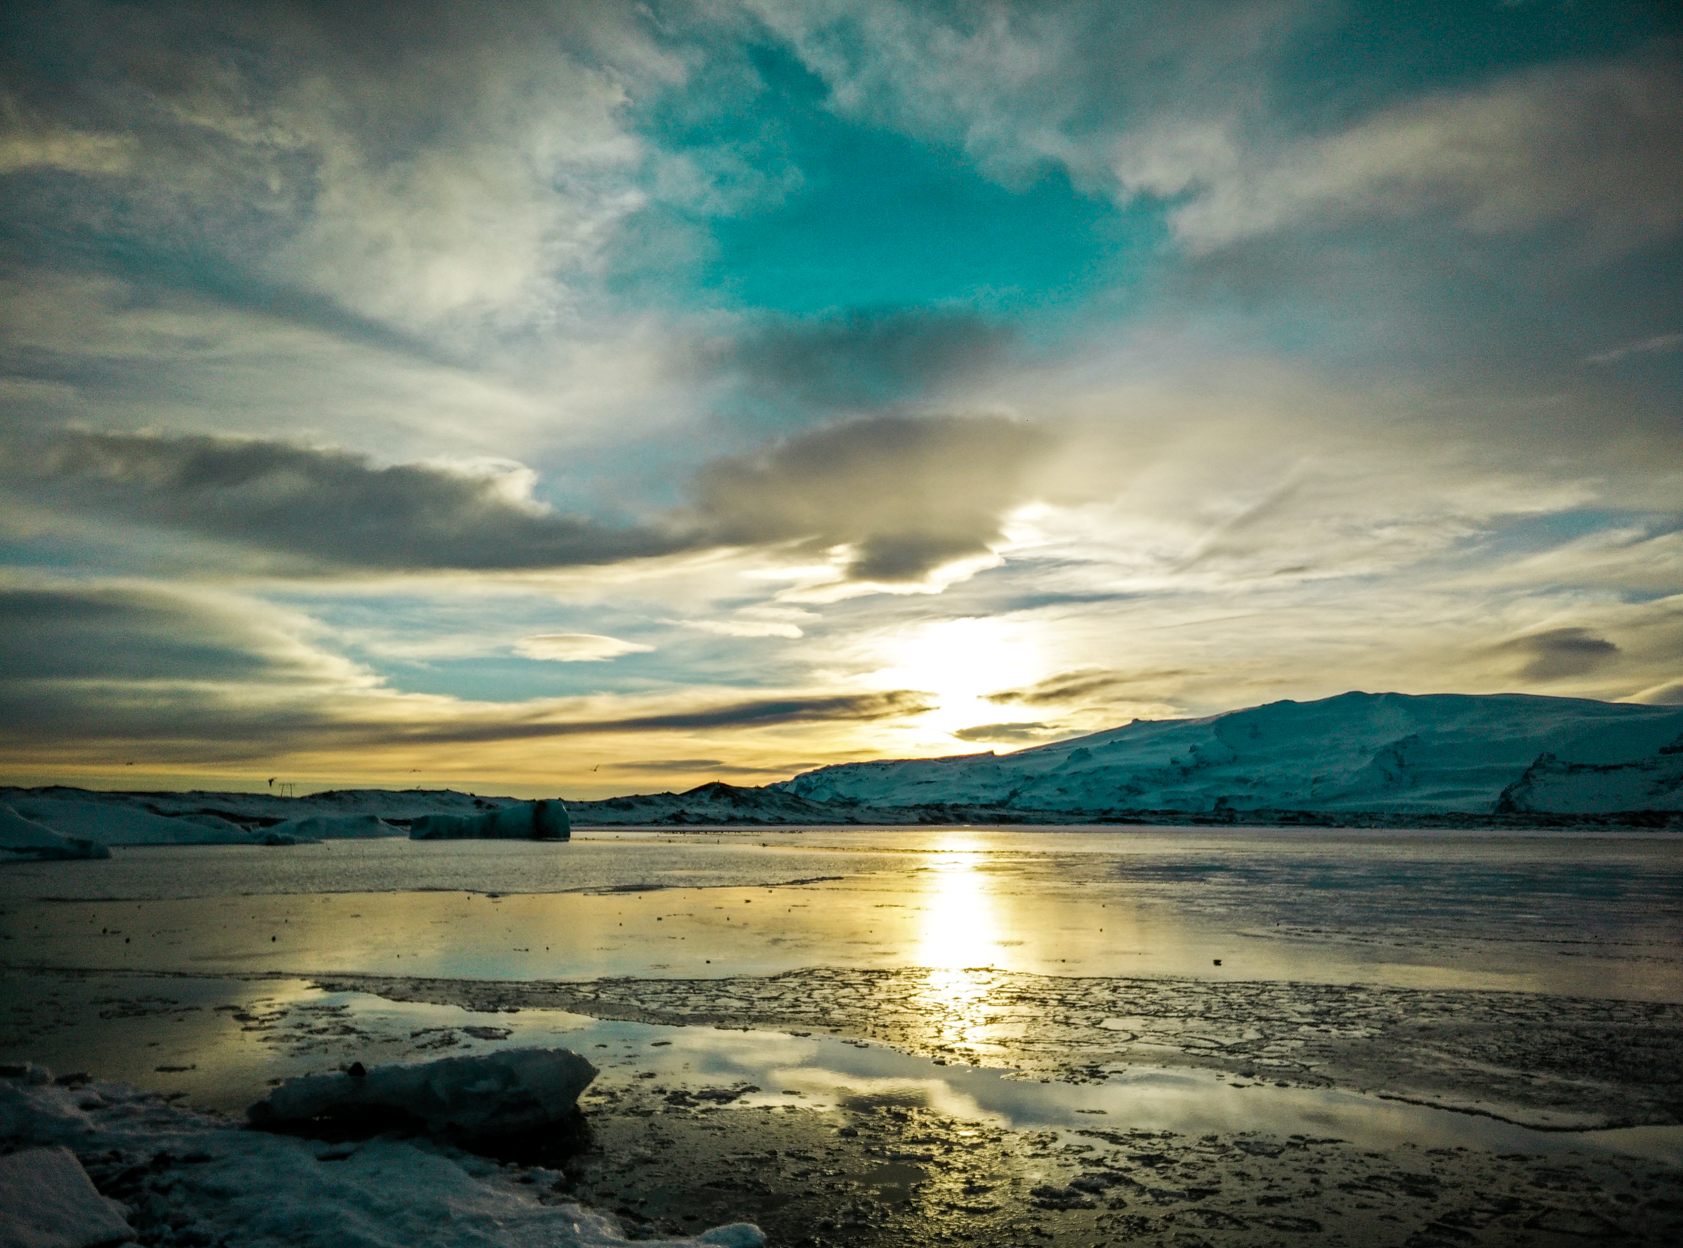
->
[0,805,110,861]
[0,1070,762,1248]
[411,800,569,841]
[0,1145,135,1247]
[248,1049,597,1141]
[7,799,255,846]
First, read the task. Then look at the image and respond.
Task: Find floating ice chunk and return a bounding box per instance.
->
[0,1146,135,1247]
[0,806,110,861]
[247,1048,597,1141]
[695,1226,765,1247]
[260,814,398,842]
[410,800,569,841]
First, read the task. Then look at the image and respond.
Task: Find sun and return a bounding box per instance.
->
[868,617,1045,738]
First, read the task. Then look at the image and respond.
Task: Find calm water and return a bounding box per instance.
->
[4,827,1680,998]
[5,827,1683,1174]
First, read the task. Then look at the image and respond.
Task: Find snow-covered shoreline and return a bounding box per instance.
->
[1,1066,762,1248]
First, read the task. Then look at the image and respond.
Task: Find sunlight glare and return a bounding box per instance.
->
[871,618,1043,737]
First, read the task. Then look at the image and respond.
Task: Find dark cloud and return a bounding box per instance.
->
[986,667,1193,706]
[727,308,1013,411]
[13,416,1062,582]
[610,758,725,771]
[14,430,692,570]
[1493,627,1622,681]
[0,585,280,682]
[0,582,355,760]
[693,412,1057,581]
[952,721,1050,744]
[395,691,935,745]
[605,758,820,776]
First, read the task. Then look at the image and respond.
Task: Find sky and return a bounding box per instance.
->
[1,0,1681,798]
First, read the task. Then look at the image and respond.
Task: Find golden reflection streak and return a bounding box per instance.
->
[913,841,1003,1060]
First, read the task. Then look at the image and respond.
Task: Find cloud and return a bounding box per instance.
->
[0,579,937,766]
[1124,53,1683,252]
[1585,332,1683,366]
[513,633,654,662]
[364,689,939,745]
[0,0,674,342]
[678,619,805,639]
[13,430,692,570]
[0,580,374,761]
[0,93,136,175]
[0,581,356,687]
[952,721,1050,743]
[691,412,1058,582]
[742,0,1300,186]
[1491,627,1622,682]
[606,758,813,776]
[12,416,1066,584]
[986,667,1198,706]
[1631,680,1683,706]
[725,308,1014,411]
[986,668,1130,705]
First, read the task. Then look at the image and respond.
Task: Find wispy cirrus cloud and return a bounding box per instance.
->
[1121,53,1683,252]
[1585,332,1683,366]
[513,633,655,662]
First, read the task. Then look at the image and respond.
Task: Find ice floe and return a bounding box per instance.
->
[411,801,569,841]
[248,1049,597,1141]
[0,1068,761,1248]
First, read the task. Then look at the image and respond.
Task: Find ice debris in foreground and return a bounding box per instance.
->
[0,1144,136,1247]
[248,1049,597,1141]
[411,799,570,841]
[0,1068,762,1248]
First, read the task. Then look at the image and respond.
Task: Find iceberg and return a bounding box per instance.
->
[0,805,110,861]
[246,1048,597,1141]
[410,800,569,841]
[259,813,400,842]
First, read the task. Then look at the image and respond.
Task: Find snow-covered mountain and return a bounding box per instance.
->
[773,692,1683,815]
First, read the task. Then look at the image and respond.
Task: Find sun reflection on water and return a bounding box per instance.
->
[913,842,1006,1060]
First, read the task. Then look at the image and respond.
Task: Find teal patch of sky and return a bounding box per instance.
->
[1466,509,1679,560]
[614,41,1165,328]
[1272,0,1679,129]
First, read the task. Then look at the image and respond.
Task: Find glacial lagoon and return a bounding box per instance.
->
[5,827,1683,1244]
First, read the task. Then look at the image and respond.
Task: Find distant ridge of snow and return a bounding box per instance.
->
[0,788,522,844]
[774,691,1683,815]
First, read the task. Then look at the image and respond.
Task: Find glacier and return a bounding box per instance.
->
[774,691,1683,815]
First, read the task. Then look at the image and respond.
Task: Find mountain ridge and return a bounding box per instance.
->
[771,690,1683,816]
[5,692,1681,836]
